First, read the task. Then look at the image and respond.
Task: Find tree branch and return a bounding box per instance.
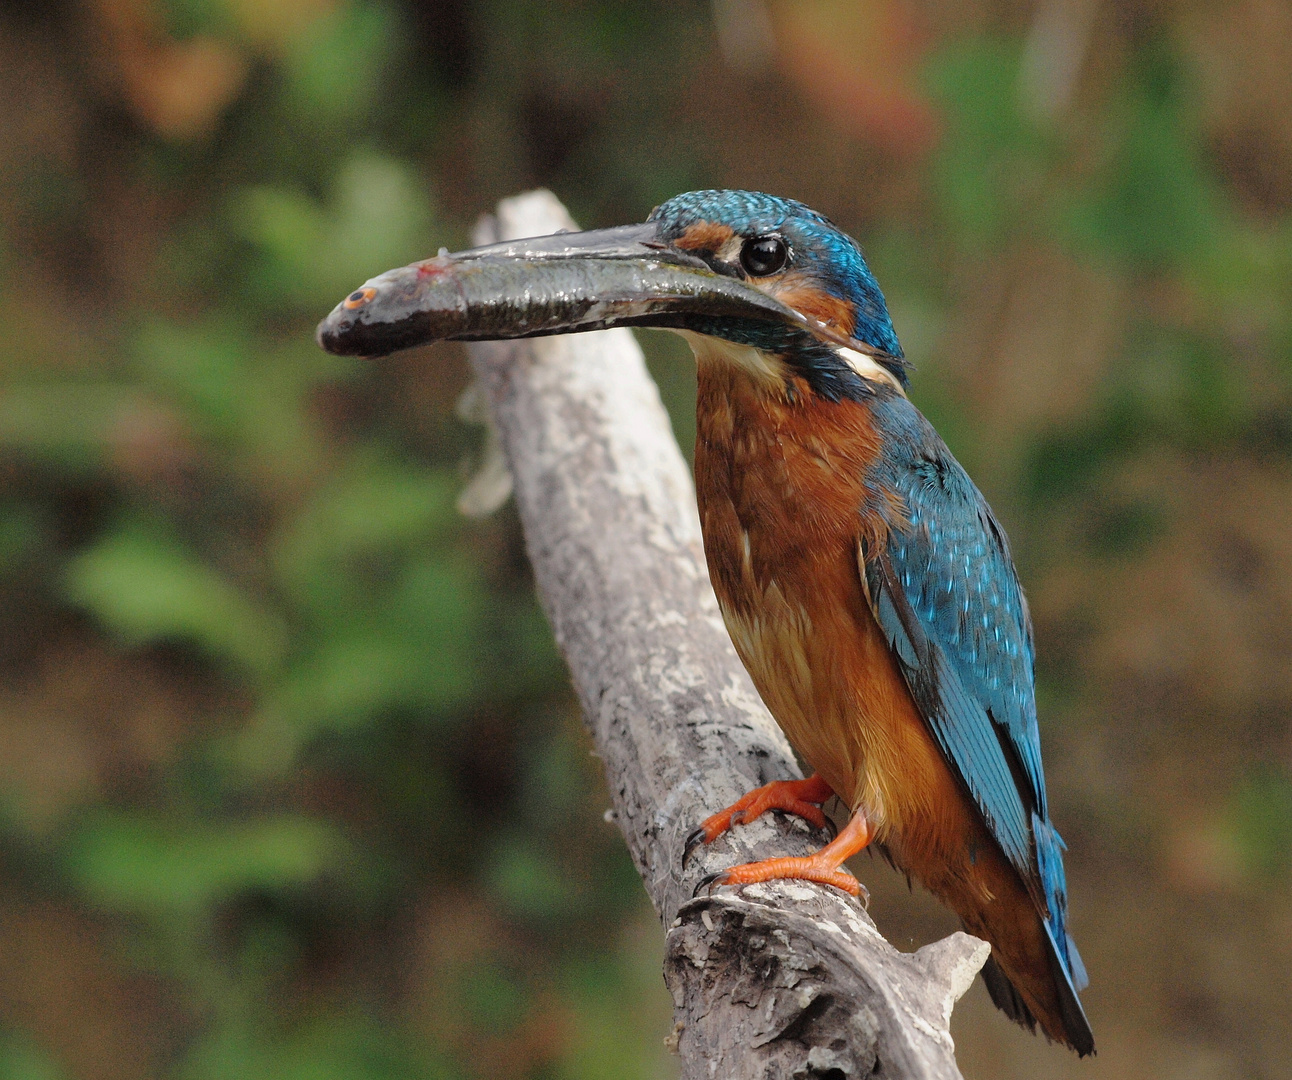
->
[464,190,988,1080]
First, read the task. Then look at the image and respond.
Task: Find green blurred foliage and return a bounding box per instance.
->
[926,38,1058,249]
[0,2,676,1076]
[0,1035,66,1080]
[1230,768,1292,882]
[67,517,288,676]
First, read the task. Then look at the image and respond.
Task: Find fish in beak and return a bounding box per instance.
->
[315,220,856,359]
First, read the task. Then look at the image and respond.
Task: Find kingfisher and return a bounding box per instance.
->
[317,189,1094,1055]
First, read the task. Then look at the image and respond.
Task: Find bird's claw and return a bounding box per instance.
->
[680,777,836,867]
[693,871,726,897]
[682,826,709,867]
[770,806,836,841]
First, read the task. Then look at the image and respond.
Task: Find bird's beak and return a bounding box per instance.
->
[316,221,823,358]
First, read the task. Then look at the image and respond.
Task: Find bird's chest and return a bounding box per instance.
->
[692,363,895,804]
[693,372,873,610]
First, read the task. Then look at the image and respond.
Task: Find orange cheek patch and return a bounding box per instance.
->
[770,277,857,337]
[676,220,736,251]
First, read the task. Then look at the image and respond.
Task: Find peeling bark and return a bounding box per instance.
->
[464,190,988,1080]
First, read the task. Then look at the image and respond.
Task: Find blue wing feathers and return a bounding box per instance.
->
[862,393,1085,996]
[865,550,1032,870]
[1034,812,1087,990]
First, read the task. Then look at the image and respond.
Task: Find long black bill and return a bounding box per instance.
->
[316,221,813,358]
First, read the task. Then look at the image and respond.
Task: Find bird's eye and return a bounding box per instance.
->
[739,236,789,276]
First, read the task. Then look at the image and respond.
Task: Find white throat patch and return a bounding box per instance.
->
[676,330,905,397]
[676,330,787,385]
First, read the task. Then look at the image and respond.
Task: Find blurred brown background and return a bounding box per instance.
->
[0,0,1290,1077]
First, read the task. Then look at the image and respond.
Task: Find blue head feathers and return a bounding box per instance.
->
[650,190,904,375]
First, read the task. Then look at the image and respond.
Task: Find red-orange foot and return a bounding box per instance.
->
[697,812,873,901]
[683,774,835,866]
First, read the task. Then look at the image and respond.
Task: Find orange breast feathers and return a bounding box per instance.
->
[692,360,972,858]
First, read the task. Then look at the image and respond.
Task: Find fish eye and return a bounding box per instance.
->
[344,287,377,309]
[739,235,789,277]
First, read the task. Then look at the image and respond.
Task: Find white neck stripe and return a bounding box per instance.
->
[835,346,906,396]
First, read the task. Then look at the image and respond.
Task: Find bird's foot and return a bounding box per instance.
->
[697,859,865,899]
[694,811,872,904]
[683,774,834,865]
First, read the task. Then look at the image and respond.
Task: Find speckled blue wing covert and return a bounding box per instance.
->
[860,394,1087,997]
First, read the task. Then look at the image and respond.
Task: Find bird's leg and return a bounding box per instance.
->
[683,774,835,865]
[697,811,872,900]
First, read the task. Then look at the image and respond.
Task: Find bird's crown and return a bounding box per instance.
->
[649,190,903,366]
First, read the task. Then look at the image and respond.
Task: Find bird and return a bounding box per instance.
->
[316,189,1094,1056]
